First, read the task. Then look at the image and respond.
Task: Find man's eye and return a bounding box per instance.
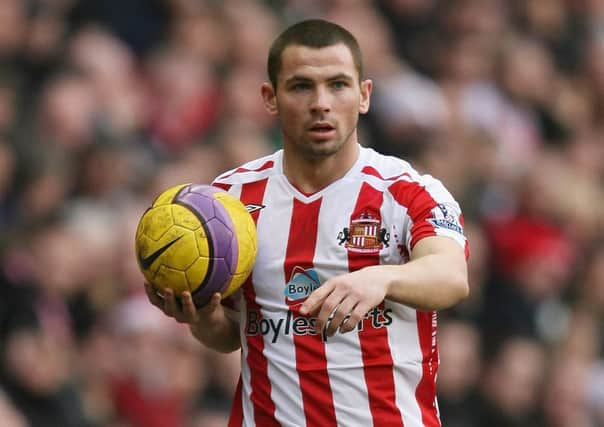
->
[292,83,311,91]
[331,81,348,89]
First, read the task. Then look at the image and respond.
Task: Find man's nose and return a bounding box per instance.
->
[310,87,331,113]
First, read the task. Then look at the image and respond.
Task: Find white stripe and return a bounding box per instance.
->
[263,329,306,426]
[238,299,256,426]
[253,177,306,426]
[314,185,374,426]
[386,301,425,426]
[229,183,254,426]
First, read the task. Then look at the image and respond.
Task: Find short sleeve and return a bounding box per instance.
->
[388,174,468,256]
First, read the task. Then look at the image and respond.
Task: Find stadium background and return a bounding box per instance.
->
[0,0,603,426]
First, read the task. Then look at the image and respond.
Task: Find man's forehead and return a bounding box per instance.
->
[279,44,357,77]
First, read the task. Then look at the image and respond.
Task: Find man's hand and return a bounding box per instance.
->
[299,268,388,337]
[144,282,221,325]
[299,236,469,338]
[144,282,241,353]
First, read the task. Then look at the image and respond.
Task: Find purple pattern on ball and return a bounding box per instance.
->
[174,184,239,306]
[190,259,231,307]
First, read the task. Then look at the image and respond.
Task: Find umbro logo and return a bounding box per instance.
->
[245,204,265,214]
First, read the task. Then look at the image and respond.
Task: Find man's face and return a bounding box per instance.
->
[262,43,371,160]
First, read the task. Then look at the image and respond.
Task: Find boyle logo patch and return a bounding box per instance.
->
[284,267,321,301]
[337,212,389,253]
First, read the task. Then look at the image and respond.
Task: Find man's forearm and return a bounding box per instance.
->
[376,237,469,310]
[189,311,241,353]
[374,253,469,310]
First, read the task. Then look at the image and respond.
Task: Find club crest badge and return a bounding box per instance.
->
[338,212,389,253]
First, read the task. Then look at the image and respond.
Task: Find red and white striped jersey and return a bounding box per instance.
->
[213,145,468,427]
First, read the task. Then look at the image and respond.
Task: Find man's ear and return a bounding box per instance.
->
[261,82,278,115]
[359,79,372,114]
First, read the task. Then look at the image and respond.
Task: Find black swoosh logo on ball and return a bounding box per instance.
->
[139,236,183,270]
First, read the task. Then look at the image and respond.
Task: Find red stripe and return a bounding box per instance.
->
[361,165,411,181]
[348,182,404,426]
[219,160,274,180]
[284,198,337,427]
[415,311,440,427]
[388,177,469,259]
[388,181,439,249]
[228,377,243,427]
[230,179,280,427]
[459,214,470,260]
[212,182,232,191]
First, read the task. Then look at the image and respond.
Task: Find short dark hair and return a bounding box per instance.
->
[267,19,363,89]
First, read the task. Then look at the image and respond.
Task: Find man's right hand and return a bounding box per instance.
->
[144,282,214,324]
[144,282,241,353]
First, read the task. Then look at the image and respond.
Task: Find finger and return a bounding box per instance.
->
[163,288,181,317]
[315,292,344,333]
[208,292,222,309]
[300,281,334,316]
[144,282,166,310]
[326,298,357,336]
[199,293,222,316]
[180,291,198,322]
[340,303,371,333]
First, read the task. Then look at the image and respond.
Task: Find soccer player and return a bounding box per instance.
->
[145,19,469,427]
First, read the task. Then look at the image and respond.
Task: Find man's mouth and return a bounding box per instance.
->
[309,123,335,133]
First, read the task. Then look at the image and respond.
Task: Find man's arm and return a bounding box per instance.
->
[144,283,241,353]
[299,236,469,336]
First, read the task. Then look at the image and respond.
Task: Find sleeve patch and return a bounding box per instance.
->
[427,203,463,234]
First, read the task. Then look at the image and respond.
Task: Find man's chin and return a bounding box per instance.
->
[303,141,341,159]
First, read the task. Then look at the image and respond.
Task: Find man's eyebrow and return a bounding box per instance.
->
[284,75,313,85]
[326,73,354,81]
[284,73,355,85]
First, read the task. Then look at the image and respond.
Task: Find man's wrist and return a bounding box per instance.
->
[366,264,397,299]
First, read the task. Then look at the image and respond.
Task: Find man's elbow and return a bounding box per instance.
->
[433,271,469,310]
[449,272,470,306]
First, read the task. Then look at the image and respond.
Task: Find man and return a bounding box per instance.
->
[145,19,469,427]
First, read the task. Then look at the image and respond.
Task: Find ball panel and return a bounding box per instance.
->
[203,217,235,272]
[174,187,218,223]
[187,183,223,198]
[175,187,239,279]
[211,193,242,273]
[191,258,231,307]
[152,183,190,207]
[138,205,174,241]
[222,271,250,299]
[161,227,200,270]
[171,204,202,231]
[214,192,257,298]
[185,256,211,292]
[136,226,198,276]
[193,227,210,268]
[153,266,190,294]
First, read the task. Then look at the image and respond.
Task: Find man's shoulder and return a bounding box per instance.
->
[213,151,281,186]
[358,146,421,183]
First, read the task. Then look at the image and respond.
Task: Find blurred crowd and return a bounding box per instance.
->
[0,0,603,426]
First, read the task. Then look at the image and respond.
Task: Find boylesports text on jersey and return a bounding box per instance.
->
[245,306,393,343]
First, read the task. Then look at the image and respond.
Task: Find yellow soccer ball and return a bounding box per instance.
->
[135,183,257,306]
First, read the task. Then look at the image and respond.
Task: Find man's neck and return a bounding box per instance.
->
[283,143,360,194]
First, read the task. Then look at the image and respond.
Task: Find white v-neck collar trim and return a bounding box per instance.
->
[275,145,368,201]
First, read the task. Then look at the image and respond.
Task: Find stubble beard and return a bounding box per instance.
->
[290,126,357,162]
